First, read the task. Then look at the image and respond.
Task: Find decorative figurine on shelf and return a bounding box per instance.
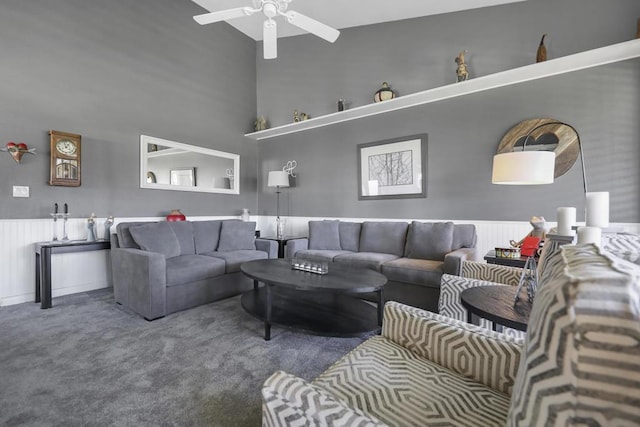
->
[166,209,186,221]
[374,82,396,102]
[337,99,347,112]
[455,50,469,82]
[87,213,97,242]
[510,216,549,249]
[293,110,300,123]
[536,34,548,63]
[104,215,114,240]
[1,141,36,164]
[300,112,310,121]
[254,115,268,131]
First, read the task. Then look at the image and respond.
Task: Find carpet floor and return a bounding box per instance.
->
[0,289,371,426]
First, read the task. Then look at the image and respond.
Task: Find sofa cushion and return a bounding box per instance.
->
[381,257,444,288]
[333,252,399,271]
[308,220,341,250]
[115,221,148,249]
[165,255,226,286]
[452,224,477,250]
[217,221,256,252]
[508,244,640,425]
[404,221,454,261]
[167,221,196,255]
[359,222,408,256]
[192,220,222,254]
[129,222,180,258]
[339,222,362,252]
[313,335,511,426]
[207,249,268,273]
[294,249,353,263]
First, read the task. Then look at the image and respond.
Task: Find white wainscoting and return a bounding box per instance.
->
[2,216,638,307]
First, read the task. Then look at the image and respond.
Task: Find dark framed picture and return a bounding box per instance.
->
[357,134,427,200]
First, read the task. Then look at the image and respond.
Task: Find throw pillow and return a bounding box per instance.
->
[308,220,341,250]
[404,221,454,261]
[217,220,256,252]
[129,222,181,258]
[508,244,640,425]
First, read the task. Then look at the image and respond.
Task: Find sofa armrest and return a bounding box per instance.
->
[443,247,479,275]
[461,260,522,285]
[262,371,386,426]
[284,238,308,259]
[255,238,278,259]
[111,247,167,320]
[381,301,523,396]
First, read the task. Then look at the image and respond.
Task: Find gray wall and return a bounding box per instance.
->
[0,0,257,220]
[256,0,640,223]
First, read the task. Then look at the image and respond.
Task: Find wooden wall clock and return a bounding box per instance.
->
[49,130,81,187]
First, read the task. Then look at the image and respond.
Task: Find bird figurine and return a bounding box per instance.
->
[536,34,547,63]
[454,50,469,82]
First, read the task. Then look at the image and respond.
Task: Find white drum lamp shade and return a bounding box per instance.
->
[267,170,290,188]
[492,151,556,185]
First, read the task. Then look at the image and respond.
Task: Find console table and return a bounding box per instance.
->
[35,240,111,309]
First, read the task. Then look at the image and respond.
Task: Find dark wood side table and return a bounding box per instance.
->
[35,240,111,309]
[460,285,531,332]
[484,250,535,268]
[259,236,305,258]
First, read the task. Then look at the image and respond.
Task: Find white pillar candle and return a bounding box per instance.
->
[557,207,576,236]
[586,192,609,227]
[577,226,602,246]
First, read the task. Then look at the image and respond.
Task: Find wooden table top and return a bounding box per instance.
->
[460,285,531,331]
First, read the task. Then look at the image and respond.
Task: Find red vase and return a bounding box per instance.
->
[166,209,186,222]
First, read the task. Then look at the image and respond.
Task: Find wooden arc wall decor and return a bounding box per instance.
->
[497,118,579,178]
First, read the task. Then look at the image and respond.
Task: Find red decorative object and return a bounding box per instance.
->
[520,236,541,257]
[166,209,186,221]
[2,141,36,164]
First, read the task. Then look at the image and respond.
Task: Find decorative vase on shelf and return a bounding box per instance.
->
[374,82,396,102]
[241,208,250,222]
[166,209,186,222]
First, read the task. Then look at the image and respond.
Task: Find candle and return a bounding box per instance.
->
[64,203,68,214]
[557,207,576,236]
[586,192,609,227]
[577,226,602,246]
[54,203,58,214]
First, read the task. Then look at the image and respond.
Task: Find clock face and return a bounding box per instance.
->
[56,139,77,156]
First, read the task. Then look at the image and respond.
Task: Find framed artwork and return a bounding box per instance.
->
[170,167,196,186]
[49,130,81,187]
[357,134,427,200]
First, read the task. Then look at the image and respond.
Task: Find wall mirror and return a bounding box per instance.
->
[140,135,239,194]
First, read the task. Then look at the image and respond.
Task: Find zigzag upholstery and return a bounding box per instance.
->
[602,232,640,265]
[508,244,640,426]
[461,261,522,285]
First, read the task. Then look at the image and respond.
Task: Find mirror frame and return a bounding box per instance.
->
[140,135,240,195]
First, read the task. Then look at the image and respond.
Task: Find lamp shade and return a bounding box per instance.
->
[492,151,556,185]
[267,170,290,187]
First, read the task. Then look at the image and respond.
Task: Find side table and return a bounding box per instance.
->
[460,285,531,332]
[484,250,534,268]
[259,236,305,258]
[35,240,111,309]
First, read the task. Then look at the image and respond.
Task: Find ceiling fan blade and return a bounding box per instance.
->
[283,10,340,43]
[193,7,250,25]
[263,20,277,59]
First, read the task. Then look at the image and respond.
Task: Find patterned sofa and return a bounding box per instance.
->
[286,220,478,312]
[262,244,640,426]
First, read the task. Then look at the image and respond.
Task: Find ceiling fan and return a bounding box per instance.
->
[192,0,340,59]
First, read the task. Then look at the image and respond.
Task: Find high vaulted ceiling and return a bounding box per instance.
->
[194,0,527,40]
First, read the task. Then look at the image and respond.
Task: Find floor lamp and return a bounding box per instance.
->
[267,170,290,239]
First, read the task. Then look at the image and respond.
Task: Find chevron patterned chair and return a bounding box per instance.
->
[262,244,640,426]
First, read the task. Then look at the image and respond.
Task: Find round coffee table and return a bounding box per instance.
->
[240,259,387,340]
[460,285,531,332]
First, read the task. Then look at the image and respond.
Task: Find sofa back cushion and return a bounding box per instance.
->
[115,222,148,249]
[167,221,196,255]
[308,220,341,250]
[217,220,256,252]
[129,222,181,258]
[404,221,454,261]
[339,222,362,252]
[359,222,408,256]
[508,244,640,425]
[192,220,222,254]
[452,224,477,250]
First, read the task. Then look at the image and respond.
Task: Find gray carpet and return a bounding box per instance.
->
[0,289,371,426]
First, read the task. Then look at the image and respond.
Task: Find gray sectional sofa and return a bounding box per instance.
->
[111,220,277,320]
[286,220,478,312]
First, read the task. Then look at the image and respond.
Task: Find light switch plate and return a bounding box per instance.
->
[13,186,29,197]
